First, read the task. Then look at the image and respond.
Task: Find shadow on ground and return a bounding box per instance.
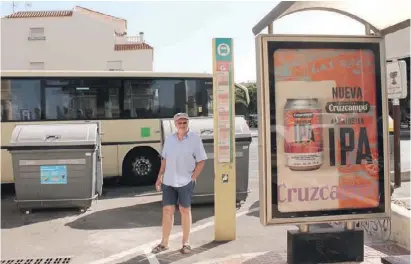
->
[1,178,213,229]
[239,244,410,264]
[0,178,159,200]
[245,200,411,257]
[0,180,162,229]
[65,201,215,230]
[246,201,259,218]
[118,241,230,264]
[1,198,86,229]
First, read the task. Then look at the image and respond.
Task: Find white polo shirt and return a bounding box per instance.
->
[161,131,207,187]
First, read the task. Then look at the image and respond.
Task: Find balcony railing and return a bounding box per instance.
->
[115,35,144,44]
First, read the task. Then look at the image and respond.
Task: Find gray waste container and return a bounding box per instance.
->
[7,121,103,213]
[161,116,252,204]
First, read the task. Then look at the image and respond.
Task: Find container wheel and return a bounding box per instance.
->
[121,147,161,186]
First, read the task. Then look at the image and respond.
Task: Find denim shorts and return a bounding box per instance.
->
[162,181,196,208]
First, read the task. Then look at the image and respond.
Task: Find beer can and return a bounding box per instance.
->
[284,98,323,171]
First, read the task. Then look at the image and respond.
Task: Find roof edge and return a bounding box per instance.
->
[3,10,73,19]
[252,1,410,36]
[381,19,410,36]
[74,6,127,24]
[252,1,296,35]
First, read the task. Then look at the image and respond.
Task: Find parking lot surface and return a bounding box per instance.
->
[1,137,410,264]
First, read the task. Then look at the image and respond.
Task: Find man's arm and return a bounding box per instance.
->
[157,138,168,183]
[157,158,166,182]
[191,136,207,181]
[191,160,205,181]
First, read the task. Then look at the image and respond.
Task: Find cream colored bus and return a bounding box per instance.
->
[1,70,249,186]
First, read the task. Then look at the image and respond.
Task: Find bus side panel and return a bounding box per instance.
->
[100,120,162,177]
[101,145,119,177]
[100,120,162,143]
[1,150,13,183]
[1,122,16,147]
[1,122,17,183]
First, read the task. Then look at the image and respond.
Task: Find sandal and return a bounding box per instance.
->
[151,244,168,254]
[180,244,191,254]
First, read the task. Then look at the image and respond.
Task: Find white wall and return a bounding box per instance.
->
[385,26,410,60]
[1,12,153,71]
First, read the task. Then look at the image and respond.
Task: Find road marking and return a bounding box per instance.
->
[143,247,160,264]
[87,206,260,264]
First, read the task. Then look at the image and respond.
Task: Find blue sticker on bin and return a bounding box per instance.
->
[40,165,67,184]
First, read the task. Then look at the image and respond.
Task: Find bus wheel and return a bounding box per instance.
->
[121,147,160,186]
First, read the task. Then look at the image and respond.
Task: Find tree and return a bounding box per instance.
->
[235,86,248,117]
[244,82,257,114]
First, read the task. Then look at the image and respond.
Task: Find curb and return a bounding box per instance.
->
[390,202,411,250]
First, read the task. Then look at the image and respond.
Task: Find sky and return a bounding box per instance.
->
[0,0,366,82]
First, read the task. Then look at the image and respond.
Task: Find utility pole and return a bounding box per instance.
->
[387,59,407,188]
[12,1,17,13]
[393,97,402,187]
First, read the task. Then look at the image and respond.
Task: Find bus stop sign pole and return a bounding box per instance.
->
[212,38,236,241]
[387,59,408,188]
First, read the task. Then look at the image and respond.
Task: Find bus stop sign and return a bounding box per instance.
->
[387,60,408,99]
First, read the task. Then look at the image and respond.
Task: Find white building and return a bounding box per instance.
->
[384,26,410,123]
[1,6,154,71]
[385,26,410,61]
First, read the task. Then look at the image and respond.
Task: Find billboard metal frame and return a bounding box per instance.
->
[256,34,391,226]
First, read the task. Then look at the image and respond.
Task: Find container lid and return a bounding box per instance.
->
[9,122,99,147]
[161,116,251,141]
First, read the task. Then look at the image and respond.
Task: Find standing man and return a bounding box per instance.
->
[152,113,207,254]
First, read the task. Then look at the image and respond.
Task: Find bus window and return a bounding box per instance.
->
[123,79,164,118]
[0,76,224,121]
[123,79,208,119]
[44,79,121,120]
[1,79,42,121]
[204,80,213,116]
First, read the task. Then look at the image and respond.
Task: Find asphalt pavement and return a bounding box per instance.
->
[1,135,410,264]
[0,138,260,264]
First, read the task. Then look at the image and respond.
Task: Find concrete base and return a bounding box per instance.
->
[287,227,364,264]
[390,203,411,251]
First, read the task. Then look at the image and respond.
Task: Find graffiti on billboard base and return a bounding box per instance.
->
[329,219,391,241]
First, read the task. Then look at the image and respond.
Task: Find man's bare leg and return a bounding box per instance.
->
[179,205,192,245]
[161,205,175,246]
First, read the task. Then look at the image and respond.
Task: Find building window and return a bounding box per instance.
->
[44,79,121,120]
[30,62,45,70]
[28,28,45,40]
[1,80,42,121]
[107,61,123,71]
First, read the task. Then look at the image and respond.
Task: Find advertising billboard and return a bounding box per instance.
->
[256,35,391,225]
